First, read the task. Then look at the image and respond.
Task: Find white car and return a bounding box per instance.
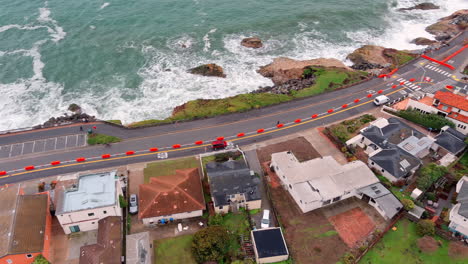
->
[129,194,138,214]
[261,209,270,229]
[373,95,390,106]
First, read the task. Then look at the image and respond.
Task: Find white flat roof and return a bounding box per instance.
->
[61,171,117,213]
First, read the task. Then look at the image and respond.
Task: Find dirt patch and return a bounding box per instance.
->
[256,136,320,164]
[417,236,439,253]
[268,173,347,263]
[328,207,375,248]
[449,242,468,258]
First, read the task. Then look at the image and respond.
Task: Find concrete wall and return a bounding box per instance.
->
[214,204,230,214]
[142,210,203,225]
[257,255,289,264]
[57,205,122,234]
[447,117,468,135]
[407,99,437,114]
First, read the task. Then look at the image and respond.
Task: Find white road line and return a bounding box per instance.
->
[54,137,58,150]
[8,145,12,158]
[20,143,24,156]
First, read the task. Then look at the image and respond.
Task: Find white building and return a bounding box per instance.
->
[449,176,468,240]
[55,171,122,234]
[270,152,402,219]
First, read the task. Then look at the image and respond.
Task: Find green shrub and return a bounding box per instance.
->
[208,214,223,226]
[416,163,448,191]
[397,109,455,130]
[425,192,436,201]
[192,226,230,263]
[330,125,350,143]
[87,133,121,145]
[416,219,435,236]
[33,255,50,264]
[401,198,415,211]
[341,252,356,264]
[360,114,376,124]
[119,195,128,208]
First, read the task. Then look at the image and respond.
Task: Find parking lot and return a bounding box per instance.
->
[0,134,86,158]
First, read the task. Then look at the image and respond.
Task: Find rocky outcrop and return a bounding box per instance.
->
[411,37,437,46]
[425,10,468,40]
[68,103,82,113]
[253,77,316,95]
[189,64,226,78]
[241,37,263,48]
[257,57,351,85]
[347,45,391,70]
[38,113,96,128]
[398,3,439,11]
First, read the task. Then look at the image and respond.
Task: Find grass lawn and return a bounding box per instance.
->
[105,119,122,125]
[154,235,196,264]
[216,212,251,258]
[86,133,121,145]
[360,219,467,264]
[144,157,199,183]
[128,67,367,128]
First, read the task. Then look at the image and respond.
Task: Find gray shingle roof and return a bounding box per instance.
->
[358,183,402,219]
[362,117,424,149]
[369,148,421,179]
[206,160,261,206]
[457,182,468,218]
[435,128,466,155]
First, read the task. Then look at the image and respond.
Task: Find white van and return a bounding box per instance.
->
[261,209,270,229]
[374,95,390,106]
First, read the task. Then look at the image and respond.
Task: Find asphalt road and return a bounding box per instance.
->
[1,30,467,184]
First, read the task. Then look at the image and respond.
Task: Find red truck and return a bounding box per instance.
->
[211,140,227,150]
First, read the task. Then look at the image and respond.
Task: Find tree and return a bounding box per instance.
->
[416,219,435,236]
[401,198,415,211]
[192,226,230,263]
[33,255,50,264]
[208,214,223,226]
[416,163,448,191]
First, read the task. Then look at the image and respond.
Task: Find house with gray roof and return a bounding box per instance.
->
[434,126,466,156]
[348,117,432,182]
[206,160,261,214]
[357,183,402,220]
[449,176,468,240]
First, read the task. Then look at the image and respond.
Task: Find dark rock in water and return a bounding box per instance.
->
[241,37,263,48]
[435,34,452,41]
[189,64,226,78]
[351,62,384,71]
[411,37,437,46]
[398,3,439,11]
[41,113,96,128]
[68,103,81,113]
[253,75,316,95]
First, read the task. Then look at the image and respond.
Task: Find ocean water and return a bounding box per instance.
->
[0,0,466,129]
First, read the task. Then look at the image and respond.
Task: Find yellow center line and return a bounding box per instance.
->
[5,87,406,179]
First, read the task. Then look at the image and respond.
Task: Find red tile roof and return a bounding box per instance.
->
[434,91,468,112]
[138,168,205,219]
[447,112,468,124]
[80,216,121,264]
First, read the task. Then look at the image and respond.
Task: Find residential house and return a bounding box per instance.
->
[348,117,431,182]
[395,91,468,135]
[126,232,151,264]
[55,171,122,234]
[449,176,468,240]
[79,216,122,264]
[270,152,402,220]
[138,168,205,225]
[433,91,468,134]
[0,185,52,264]
[433,126,466,156]
[251,228,289,264]
[206,160,261,214]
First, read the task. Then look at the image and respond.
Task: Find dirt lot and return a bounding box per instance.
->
[328,207,375,248]
[269,184,348,264]
[256,136,321,164]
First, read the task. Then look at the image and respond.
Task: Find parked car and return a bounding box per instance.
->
[211,140,228,150]
[373,95,390,106]
[261,209,270,229]
[129,194,138,214]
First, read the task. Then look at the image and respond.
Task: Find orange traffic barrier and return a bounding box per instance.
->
[257,129,265,133]
[216,137,224,141]
[367,94,372,98]
[342,104,348,108]
[102,154,111,159]
[51,161,61,166]
[421,54,455,70]
[172,144,181,149]
[126,151,135,155]
[392,85,397,89]
[276,123,284,128]
[446,85,454,89]
[25,166,35,171]
[149,147,159,152]
[312,114,318,118]
[400,81,405,85]
[441,44,468,62]
[195,140,203,145]
[387,68,399,76]
[0,171,7,176]
[327,109,333,113]
[237,133,245,137]
[378,74,387,78]
[76,157,86,162]
[409,78,415,82]
[354,99,360,103]
[294,119,301,123]
[377,90,383,94]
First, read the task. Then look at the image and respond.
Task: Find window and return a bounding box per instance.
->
[371,162,374,165]
[26,254,33,258]
[219,206,223,209]
[332,196,341,202]
[381,169,385,173]
[88,212,95,217]
[300,200,303,204]
[92,222,95,224]
[103,210,107,214]
[322,200,331,206]
[69,225,80,233]
[289,184,292,189]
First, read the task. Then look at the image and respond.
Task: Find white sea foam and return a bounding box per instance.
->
[203,28,217,52]
[100,3,110,9]
[38,6,66,42]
